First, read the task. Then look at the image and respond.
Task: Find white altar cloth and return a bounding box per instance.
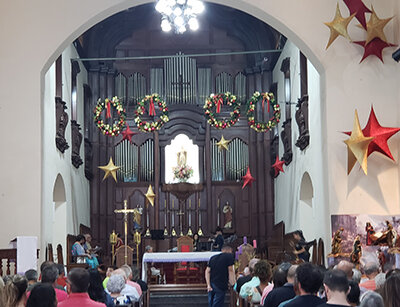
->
[142,251,220,282]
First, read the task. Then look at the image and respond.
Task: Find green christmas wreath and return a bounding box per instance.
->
[134,93,169,132]
[203,92,241,129]
[94,96,126,136]
[247,92,280,132]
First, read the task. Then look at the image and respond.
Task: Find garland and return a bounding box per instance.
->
[94,96,126,136]
[134,93,169,132]
[247,92,280,132]
[203,92,241,129]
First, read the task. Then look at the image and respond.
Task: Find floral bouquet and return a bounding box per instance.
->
[172,164,194,182]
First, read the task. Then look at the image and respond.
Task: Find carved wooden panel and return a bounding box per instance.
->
[84,138,93,180]
[295,95,310,151]
[55,97,69,153]
[280,118,293,165]
[71,120,83,168]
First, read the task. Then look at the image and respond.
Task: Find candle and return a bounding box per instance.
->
[239,245,242,255]
[189,199,191,208]
[235,251,239,260]
[243,236,247,245]
[198,198,200,208]
[164,200,167,227]
[253,239,257,249]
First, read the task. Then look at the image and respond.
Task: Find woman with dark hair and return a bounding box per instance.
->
[88,269,114,307]
[382,273,400,307]
[71,235,98,268]
[2,275,27,307]
[26,283,57,307]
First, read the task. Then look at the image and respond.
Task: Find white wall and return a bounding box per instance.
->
[41,45,90,262]
[273,41,329,246]
[0,0,399,262]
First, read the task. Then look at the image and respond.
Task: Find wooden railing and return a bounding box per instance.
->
[0,249,40,276]
[0,249,17,276]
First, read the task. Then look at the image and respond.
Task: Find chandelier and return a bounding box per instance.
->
[155,0,205,34]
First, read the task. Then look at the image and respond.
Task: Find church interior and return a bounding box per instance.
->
[1,0,400,306]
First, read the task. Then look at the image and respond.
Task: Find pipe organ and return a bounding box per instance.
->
[226,138,248,181]
[211,138,225,181]
[139,139,154,182]
[150,68,164,97]
[164,52,197,105]
[235,72,246,103]
[128,72,146,105]
[115,140,139,182]
[216,72,233,94]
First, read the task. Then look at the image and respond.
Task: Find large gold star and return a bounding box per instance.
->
[344,110,374,175]
[325,3,355,49]
[362,6,393,44]
[98,157,120,182]
[145,184,155,206]
[216,135,230,151]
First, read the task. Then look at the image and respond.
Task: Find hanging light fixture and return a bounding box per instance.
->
[155,0,204,34]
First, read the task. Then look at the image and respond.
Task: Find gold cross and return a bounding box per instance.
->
[114,200,136,264]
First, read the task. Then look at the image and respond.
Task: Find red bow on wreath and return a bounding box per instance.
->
[216,96,223,113]
[106,99,111,118]
[262,94,270,113]
[149,97,156,116]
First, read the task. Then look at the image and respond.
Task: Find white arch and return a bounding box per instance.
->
[53,173,66,203]
[300,172,314,207]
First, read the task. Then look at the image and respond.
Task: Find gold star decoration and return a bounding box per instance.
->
[361,6,393,45]
[145,184,155,206]
[216,135,230,151]
[324,3,355,49]
[98,157,120,182]
[344,110,374,175]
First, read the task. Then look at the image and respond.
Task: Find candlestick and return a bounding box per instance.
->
[189,210,191,226]
[189,199,191,209]
[164,200,167,227]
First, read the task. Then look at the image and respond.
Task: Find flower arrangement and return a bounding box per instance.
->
[172,164,194,182]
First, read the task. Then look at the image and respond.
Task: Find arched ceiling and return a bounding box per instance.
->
[76,2,286,72]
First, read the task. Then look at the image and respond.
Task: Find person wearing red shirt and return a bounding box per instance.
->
[58,268,106,307]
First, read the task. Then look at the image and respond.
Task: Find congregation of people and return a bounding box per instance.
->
[0,260,147,307]
[229,257,400,307]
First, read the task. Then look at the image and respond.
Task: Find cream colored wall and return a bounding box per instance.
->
[0,0,399,256]
[273,41,328,247]
[41,45,90,263]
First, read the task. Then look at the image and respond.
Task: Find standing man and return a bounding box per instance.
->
[212,227,224,251]
[206,245,236,307]
[317,270,350,307]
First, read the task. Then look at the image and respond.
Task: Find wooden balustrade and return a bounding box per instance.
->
[0,249,17,276]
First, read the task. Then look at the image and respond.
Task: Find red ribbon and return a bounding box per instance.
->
[149,97,156,116]
[216,97,223,113]
[262,95,270,113]
[106,100,111,118]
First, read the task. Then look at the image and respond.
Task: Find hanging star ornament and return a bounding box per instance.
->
[345,106,400,160]
[98,157,120,182]
[324,3,355,49]
[343,0,371,29]
[272,156,285,177]
[242,166,255,189]
[216,135,230,151]
[343,110,374,175]
[353,38,397,63]
[121,124,137,144]
[360,7,393,45]
[145,184,155,206]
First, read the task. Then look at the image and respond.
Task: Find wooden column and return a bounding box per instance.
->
[154,131,160,229]
[205,124,212,235]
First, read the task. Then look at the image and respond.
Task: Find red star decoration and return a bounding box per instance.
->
[343,0,371,29]
[344,106,400,160]
[353,38,397,63]
[242,166,255,189]
[121,124,137,144]
[272,156,285,176]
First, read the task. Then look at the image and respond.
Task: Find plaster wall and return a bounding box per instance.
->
[0,0,399,254]
[41,45,90,263]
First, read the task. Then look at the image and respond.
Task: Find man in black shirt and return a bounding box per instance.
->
[206,245,235,307]
[212,227,224,251]
[285,263,324,307]
[263,264,297,307]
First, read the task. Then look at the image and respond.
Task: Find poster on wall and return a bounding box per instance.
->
[330,214,400,270]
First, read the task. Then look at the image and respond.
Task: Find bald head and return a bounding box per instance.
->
[112,269,128,281]
[287,265,298,283]
[337,260,354,279]
[248,258,260,274]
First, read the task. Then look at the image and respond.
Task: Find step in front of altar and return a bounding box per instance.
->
[147,284,230,307]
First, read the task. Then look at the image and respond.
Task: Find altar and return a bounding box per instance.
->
[142,251,220,283]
